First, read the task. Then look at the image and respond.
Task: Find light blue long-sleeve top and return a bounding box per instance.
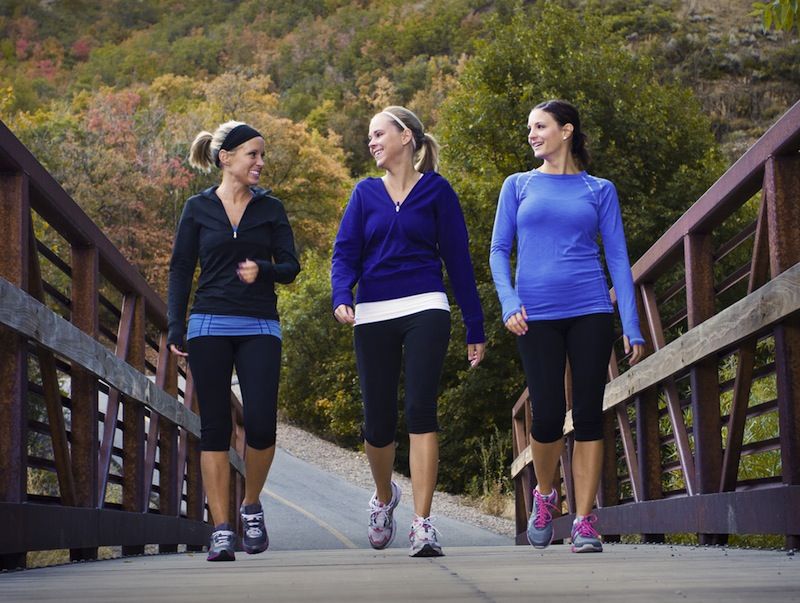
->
[489,169,644,345]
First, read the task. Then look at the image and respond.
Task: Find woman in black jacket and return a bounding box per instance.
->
[167,121,300,561]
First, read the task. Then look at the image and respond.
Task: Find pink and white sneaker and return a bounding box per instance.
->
[367,481,401,549]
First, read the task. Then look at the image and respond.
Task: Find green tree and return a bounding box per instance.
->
[752,0,799,33]
[278,248,363,446]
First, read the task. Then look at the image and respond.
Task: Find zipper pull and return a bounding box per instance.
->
[233,225,238,239]
[395,202,400,213]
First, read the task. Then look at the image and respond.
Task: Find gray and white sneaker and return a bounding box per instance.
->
[409,515,443,557]
[571,514,603,553]
[368,481,401,549]
[526,488,557,549]
[240,502,269,554]
[207,523,236,562]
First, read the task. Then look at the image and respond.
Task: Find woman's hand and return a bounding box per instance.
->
[623,335,645,365]
[237,259,259,284]
[169,343,188,358]
[334,304,355,325]
[467,342,485,369]
[504,306,528,336]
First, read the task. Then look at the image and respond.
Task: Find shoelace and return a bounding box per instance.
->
[532,490,557,529]
[368,500,391,531]
[572,514,600,538]
[241,512,264,538]
[212,530,234,547]
[409,516,441,544]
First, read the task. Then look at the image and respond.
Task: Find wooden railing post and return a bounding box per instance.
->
[70,243,99,561]
[765,155,800,551]
[0,171,29,570]
[156,333,180,553]
[634,290,665,543]
[636,388,665,543]
[597,412,620,542]
[684,232,724,545]
[122,295,146,557]
[183,372,206,551]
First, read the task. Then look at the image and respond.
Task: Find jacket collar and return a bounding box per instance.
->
[199,185,273,201]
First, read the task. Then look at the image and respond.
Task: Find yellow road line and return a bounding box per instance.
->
[263,488,358,549]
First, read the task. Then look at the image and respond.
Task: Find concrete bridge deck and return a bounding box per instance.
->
[1,543,797,602]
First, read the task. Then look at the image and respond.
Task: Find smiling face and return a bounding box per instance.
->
[220,136,265,185]
[367,113,412,170]
[527,108,573,162]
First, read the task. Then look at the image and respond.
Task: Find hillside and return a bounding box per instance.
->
[1,0,797,171]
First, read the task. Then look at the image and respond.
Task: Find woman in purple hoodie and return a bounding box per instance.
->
[331,106,485,557]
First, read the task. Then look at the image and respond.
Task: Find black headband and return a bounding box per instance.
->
[215,124,263,167]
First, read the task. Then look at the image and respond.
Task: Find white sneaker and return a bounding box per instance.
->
[409,515,443,557]
[368,481,401,549]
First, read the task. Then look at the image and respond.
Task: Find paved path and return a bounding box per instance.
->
[1,544,797,602]
[263,448,510,551]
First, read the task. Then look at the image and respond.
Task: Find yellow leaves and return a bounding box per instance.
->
[0,86,13,114]
[201,72,278,116]
[362,74,397,111]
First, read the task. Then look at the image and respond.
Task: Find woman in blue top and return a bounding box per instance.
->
[490,100,645,553]
[167,121,300,562]
[331,105,485,557]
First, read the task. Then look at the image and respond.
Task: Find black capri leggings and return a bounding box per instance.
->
[354,309,451,448]
[516,313,614,443]
[187,334,281,451]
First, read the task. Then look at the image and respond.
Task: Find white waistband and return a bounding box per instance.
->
[355,292,450,325]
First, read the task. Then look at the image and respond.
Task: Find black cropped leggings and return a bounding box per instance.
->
[516,313,614,443]
[187,334,281,451]
[354,309,451,447]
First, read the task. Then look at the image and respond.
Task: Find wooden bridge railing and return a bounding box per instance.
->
[0,120,247,570]
[511,100,800,549]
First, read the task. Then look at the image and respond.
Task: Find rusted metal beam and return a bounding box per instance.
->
[0,502,212,554]
[0,121,168,329]
[616,403,641,502]
[632,100,800,284]
[69,243,100,562]
[636,388,665,542]
[156,333,180,552]
[548,486,800,541]
[0,171,29,570]
[685,233,724,544]
[97,295,135,507]
[721,194,771,492]
[638,284,697,496]
[27,224,77,508]
[766,155,800,550]
[122,296,146,557]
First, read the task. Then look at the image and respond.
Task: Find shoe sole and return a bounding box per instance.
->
[410,544,444,557]
[526,531,553,549]
[207,550,236,561]
[243,542,269,555]
[571,543,603,553]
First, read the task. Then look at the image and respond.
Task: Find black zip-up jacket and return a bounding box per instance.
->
[167,186,301,347]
